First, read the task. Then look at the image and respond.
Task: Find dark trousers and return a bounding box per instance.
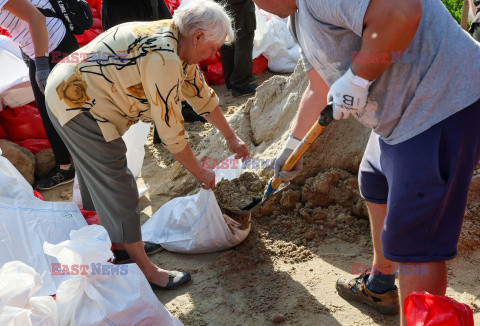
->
[28,31,79,165]
[101,0,172,30]
[219,0,256,90]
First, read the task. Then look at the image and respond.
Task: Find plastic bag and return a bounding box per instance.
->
[252,55,268,75]
[404,292,474,326]
[165,0,181,14]
[13,139,51,154]
[0,104,47,141]
[141,155,251,254]
[0,261,58,326]
[0,123,7,138]
[0,159,88,296]
[122,120,151,180]
[0,37,35,109]
[205,61,225,85]
[44,225,183,326]
[253,9,300,73]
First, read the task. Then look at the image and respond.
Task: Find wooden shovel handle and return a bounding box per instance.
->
[271,104,334,190]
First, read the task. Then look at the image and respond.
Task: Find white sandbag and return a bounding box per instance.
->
[141,156,251,254]
[44,225,183,326]
[72,175,150,209]
[253,9,300,73]
[122,120,151,180]
[0,36,34,110]
[0,261,58,326]
[0,196,87,296]
[0,148,35,200]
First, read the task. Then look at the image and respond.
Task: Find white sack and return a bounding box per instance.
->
[253,9,300,73]
[0,36,35,110]
[141,156,251,254]
[44,225,183,326]
[0,261,58,326]
[122,120,151,180]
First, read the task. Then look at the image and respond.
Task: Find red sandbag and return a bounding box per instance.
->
[404,292,474,326]
[205,61,225,85]
[0,123,7,139]
[80,209,100,226]
[0,27,11,37]
[199,50,221,69]
[75,30,97,47]
[253,55,268,75]
[86,0,101,12]
[0,104,47,141]
[91,17,102,29]
[91,8,101,19]
[165,0,181,14]
[33,190,44,200]
[13,138,51,154]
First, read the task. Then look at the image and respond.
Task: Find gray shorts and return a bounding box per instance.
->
[47,109,141,243]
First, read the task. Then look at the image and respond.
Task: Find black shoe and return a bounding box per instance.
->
[181,101,207,123]
[113,241,164,264]
[35,165,75,191]
[232,84,258,98]
[149,271,192,291]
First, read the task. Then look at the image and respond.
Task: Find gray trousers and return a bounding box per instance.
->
[47,108,141,243]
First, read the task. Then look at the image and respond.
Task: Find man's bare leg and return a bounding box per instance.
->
[367,202,397,274]
[399,261,447,326]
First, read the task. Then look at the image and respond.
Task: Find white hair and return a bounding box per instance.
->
[173,0,234,45]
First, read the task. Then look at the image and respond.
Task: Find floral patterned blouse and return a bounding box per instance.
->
[45,19,218,154]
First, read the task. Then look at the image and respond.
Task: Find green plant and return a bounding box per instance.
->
[441,0,471,29]
[442,0,464,24]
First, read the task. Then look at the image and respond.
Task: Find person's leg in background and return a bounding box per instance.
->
[219,0,257,97]
[30,31,79,190]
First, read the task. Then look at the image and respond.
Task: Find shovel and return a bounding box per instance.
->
[219,103,334,215]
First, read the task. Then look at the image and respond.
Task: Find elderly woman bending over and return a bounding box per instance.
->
[44,0,249,290]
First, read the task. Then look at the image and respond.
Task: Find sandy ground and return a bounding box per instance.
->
[39,69,480,325]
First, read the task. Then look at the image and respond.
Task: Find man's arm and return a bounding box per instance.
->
[3,0,48,57]
[351,0,423,80]
[290,68,329,140]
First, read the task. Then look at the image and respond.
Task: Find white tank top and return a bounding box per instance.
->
[0,0,66,58]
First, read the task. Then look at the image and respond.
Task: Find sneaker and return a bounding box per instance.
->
[113,241,164,264]
[35,165,75,191]
[232,84,258,98]
[336,273,399,315]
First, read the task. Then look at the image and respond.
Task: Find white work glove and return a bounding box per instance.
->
[274,135,303,182]
[327,68,374,120]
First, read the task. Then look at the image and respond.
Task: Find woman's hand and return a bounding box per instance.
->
[195,168,216,190]
[225,134,249,159]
